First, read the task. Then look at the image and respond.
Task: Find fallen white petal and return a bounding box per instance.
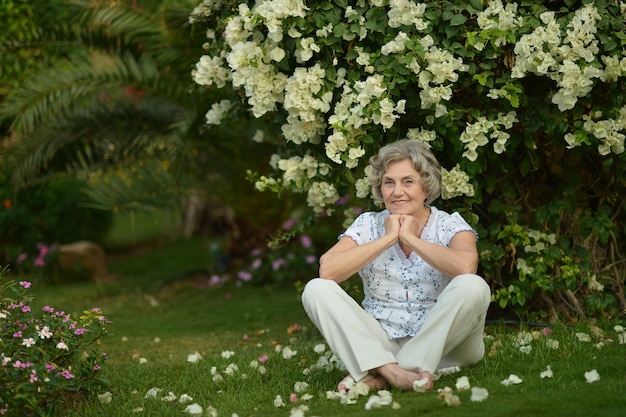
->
[470,386,489,402]
[584,369,600,383]
[455,375,471,391]
[144,387,161,399]
[501,374,523,386]
[274,395,285,407]
[184,403,203,416]
[540,365,553,379]
[187,351,202,363]
[97,391,112,404]
[413,377,430,392]
[179,394,193,403]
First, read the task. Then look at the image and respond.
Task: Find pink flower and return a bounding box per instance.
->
[305,255,317,264]
[251,258,262,270]
[258,354,269,363]
[19,281,31,288]
[75,328,89,335]
[45,363,55,372]
[300,235,312,248]
[542,327,553,336]
[13,331,22,338]
[34,256,45,268]
[290,393,298,403]
[272,258,287,271]
[16,253,27,264]
[243,334,250,340]
[283,219,296,230]
[21,306,31,313]
[93,365,101,371]
[57,370,75,379]
[29,370,38,383]
[237,271,253,282]
[42,306,54,313]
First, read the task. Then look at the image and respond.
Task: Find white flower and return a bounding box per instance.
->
[221,350,235,359]
[501,374,523,386]
[364,390,393,409]
[614,325,624,332]
[224,363,239,376]
[22,338,36,348]
[145,387,161,399]
[576,332,592,342]
[139,357,148,364]
[274,395,285,407]
[413,378,430,393]
[184,403,203,416]
[38,326,53,339]
[313,343,326,354]
[97,391,112,404]
[584,369,600,383]
[179,394,193,403]
[540,365,554,379]
[56,341,69,351]
[187,351,203,363]
[471,386,489,402]
[294,381,309,393]
[455,376,471,391]
[161,392,177,402]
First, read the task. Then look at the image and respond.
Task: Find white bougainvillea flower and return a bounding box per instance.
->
[97,391,112,404]
[145,387,161,399]
[313,343,326,354]
[289,405,309,417]
[294,381,309,393]
[540,365,554,379]
[437,387,461,407]
[221,350,235,359]
[576,332,592,342]
[184,403,203,416]
[179,394,193,403]
[274,395,286,407]
[282,346,298,359]
[187,351,203,363]
[364,389,393,410]
[471,386,489,402]
[139,357,148,364]
[455,375,471,391]
[413,377,430,392]
[501,374,523,386]
[584,369,601,383]
[161,392,177,402]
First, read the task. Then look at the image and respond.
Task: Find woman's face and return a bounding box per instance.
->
[381,158,428,217]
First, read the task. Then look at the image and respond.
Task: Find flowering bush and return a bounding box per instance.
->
[190,0,626,320]
[0,269,110,416]
[235,220,319,286]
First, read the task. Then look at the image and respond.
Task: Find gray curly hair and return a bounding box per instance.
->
[368,139,442,205]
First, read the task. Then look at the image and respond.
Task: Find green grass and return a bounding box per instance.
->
[28,238,626,417]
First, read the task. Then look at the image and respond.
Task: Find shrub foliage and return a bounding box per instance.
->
[190,0,626,321]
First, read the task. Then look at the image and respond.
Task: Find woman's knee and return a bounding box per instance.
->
[450,274,491,307]
[302,277,337,305]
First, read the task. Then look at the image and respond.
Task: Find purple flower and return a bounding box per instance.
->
[272,258,287,271]
[21,306,31,313]
[251,258,262,270]
[305,255,318,264]
[237,271,253,282]
[45,363,56,373]
[42,306,54,313]
[19,281,31,288]
[16,253,27,264]
[74,328,89,335]
[57,370,75,379]
[300,235,312,248]
[282,219,296,230]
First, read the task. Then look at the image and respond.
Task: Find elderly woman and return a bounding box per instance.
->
[302,139,490,392]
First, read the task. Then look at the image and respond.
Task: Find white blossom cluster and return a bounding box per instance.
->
[566,106,626,156]
[441,164,474,200]
[277,155,330,186]
[204,99,232,125]
[476,0,523,47]
[512,5,608,112]
[459,111,518,161]
[188,0,224,24]
[387,0,428,30]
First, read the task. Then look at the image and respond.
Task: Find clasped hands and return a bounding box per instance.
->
[384,214,421,245]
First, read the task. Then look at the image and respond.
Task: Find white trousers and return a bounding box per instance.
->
[301,274,491,382]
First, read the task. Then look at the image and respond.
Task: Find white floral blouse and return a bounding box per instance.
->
[341,206,477,339]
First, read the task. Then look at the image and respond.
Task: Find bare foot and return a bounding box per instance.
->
[375,363,434,391]
[337,374,389,392]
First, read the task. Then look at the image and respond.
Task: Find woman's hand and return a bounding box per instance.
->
[384,214,403,240]
[398,215,421,243]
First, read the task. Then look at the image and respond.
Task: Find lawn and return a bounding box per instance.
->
[22,237,626,416]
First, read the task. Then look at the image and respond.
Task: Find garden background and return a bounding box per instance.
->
[1,0,625,416]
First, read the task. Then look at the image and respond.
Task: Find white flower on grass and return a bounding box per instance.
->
[221,350,235,359]
[437,387,461,407]
[184,403,203,416]
[501,374,523,386]
[282,346,298,359]
[179,394,193,403]
[576,332,592,342]
[313,343,326,354]
[455,375,471,391]
[145,387,161,399]
[413,378,430,393]
[520,345,533,354]
[364,390,393,409]
[139,357,148,364]
[97,391,113,404]
[56,341,69,351]
[274,394,286,407]
[206,406,218,417]
[289,404,309,417]
[294,381,309,393]
[161,392,177,402]
[546,338,560,349]
[540,365,554,379]
[584,369,600,383]
[615,325,625,332]
[187,351,202,363]
[224,363,239,376]
[471,386,489,402]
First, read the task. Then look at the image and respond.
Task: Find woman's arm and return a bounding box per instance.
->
[399,215,478,278]
[318,216,400,283]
